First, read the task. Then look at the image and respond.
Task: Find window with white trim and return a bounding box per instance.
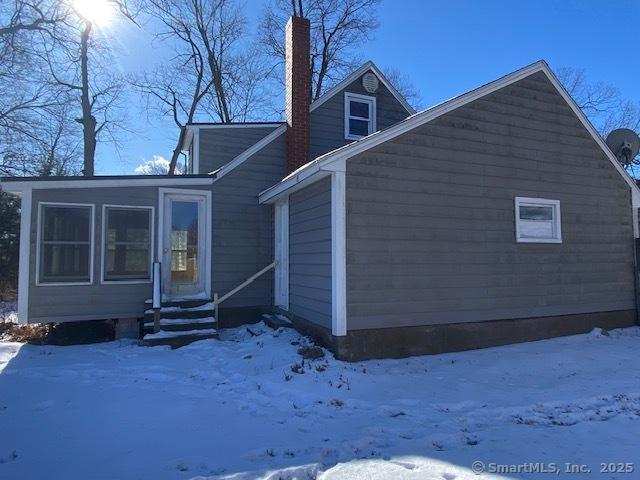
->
[344,92,376,140]
[515,197,562,243]
[103,206,153,282]
[38,204,93,284]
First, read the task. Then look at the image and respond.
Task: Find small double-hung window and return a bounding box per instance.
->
[514,197,562,243]
[344,92,376,140]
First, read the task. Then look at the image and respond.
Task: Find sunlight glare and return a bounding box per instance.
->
[73,0,114,25]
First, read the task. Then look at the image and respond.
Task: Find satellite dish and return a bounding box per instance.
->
[606,128,640,167]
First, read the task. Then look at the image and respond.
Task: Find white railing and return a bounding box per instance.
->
[149,260,276,332]
[214,261,276,327]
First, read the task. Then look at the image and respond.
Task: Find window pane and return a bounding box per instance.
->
[520,205,553,221]
[349,119,369,137]
[520,219,554,238]
[104,208,151,280]
[350,100,369,119]
[106,209,150,243]
[106,245,149,279]
[171,201,198,283]
[43,206,90,242]
[40,244,90,282]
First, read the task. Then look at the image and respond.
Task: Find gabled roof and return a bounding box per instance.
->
[259,60,640,207]
[206,61,415,177]
[309,61,416,115]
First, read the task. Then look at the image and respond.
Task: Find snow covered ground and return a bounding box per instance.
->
[0,322,639,480]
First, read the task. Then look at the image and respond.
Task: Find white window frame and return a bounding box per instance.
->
[36,202,95,286]
[515,197,562,244]
[100,205,155,285]
[344,92,376,140]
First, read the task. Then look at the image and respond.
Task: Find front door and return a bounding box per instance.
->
[161,193,208,299]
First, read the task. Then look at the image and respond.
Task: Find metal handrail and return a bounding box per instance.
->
[214,261,277,327]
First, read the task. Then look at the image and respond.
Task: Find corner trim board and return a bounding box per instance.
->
[193,128,200,174]
[274,197,290,309]
[17,188,31,324]
[331,171,347,336]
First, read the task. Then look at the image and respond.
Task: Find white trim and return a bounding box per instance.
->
[35,202,95,286]
[192,128,200,174]
[259,60,640,206]
[310,61,416,115]
[17,188,31,325]
[331,170,347,336]
[100,204,155,285]
[2,176,214,192]
[157,188,212,300]
[274,197,290,309]
[514,197,562,244]
[344,92,377,140]
[211,124,287,178]
[187,123,284,131]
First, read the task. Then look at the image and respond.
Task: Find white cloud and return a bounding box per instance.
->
[134,155,183,175]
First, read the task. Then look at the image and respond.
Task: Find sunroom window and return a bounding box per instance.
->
[38,204,93,284]
[515,197,562,243]
[345,92,376,140]
[103,207,153,282]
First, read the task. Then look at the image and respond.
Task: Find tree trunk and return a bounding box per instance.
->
[79,22,96,176]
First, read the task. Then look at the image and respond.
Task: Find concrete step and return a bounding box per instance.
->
[143,317,216,332]
[144,302,214,321]
[262,313,293,330]
[142,328,218,348]
[144,297,212,309]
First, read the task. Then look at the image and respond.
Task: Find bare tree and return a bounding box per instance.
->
[40,1,137,176]
[0,0,80,177]
[137,0,269,174]
[382,66,422,110]
[558,67,640,172]
[260,0,381,101]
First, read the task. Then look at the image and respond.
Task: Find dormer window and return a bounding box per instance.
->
[344,92,376,140]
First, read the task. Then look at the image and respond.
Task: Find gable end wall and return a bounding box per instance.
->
[310,70,410,160]
[345,71,636,330]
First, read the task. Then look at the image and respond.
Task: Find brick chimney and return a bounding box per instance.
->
[285,16,311,174]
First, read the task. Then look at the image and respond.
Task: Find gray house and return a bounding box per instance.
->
[2,17,639,359]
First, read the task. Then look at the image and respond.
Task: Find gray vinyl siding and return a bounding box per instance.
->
[198,125,280,173]
[288,177,332,328]
[27,186,195,322]
[345,71,636,330]
[211,134,286,308]
[310,70,411,160]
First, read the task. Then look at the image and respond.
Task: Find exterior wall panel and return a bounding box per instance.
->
[288,177,332,328]
[198,126,280,173]
[345,71,636,330]
[211,134,286,308]
[27,186,196,321]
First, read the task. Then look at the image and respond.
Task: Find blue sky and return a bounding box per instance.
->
[99,0,639,174]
